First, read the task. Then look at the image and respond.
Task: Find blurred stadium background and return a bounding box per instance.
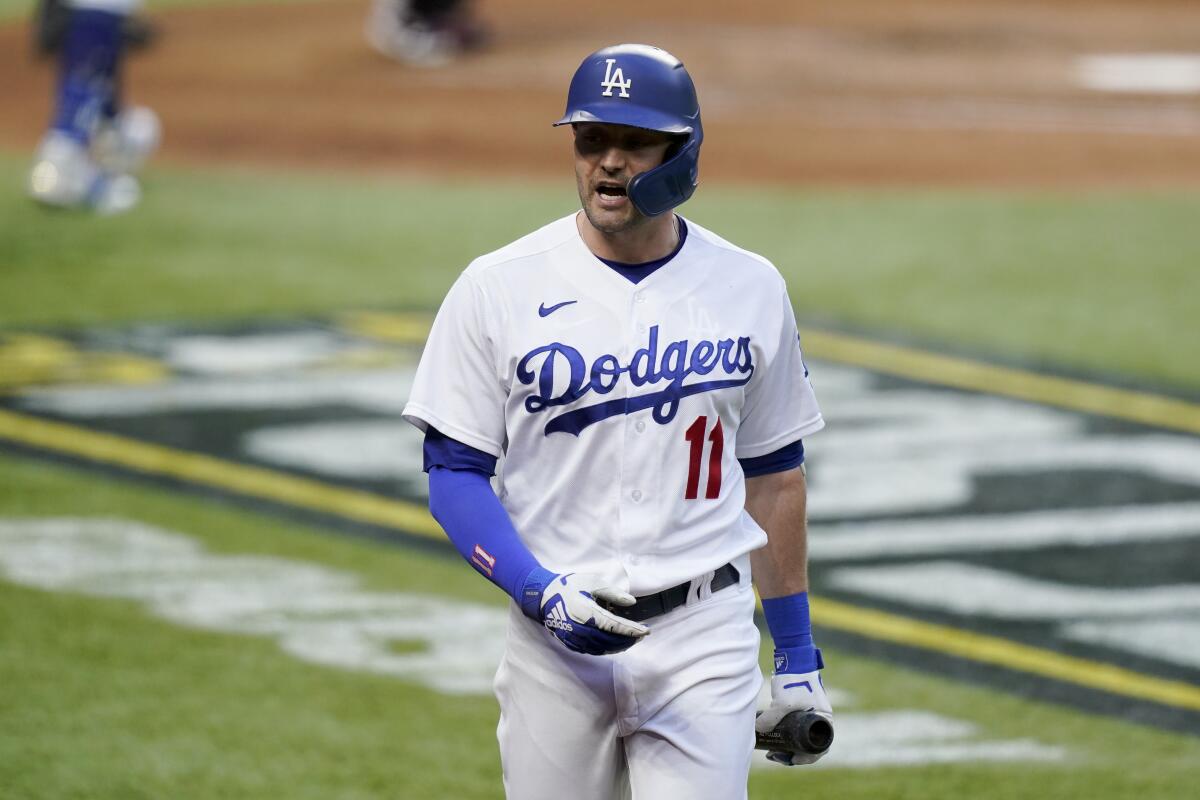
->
[1,1,1198,798]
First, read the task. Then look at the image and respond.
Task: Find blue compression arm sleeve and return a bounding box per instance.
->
[422,429,555,613]
[427,467,555,607]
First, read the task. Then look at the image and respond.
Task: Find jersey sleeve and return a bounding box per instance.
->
[735,282,824,459]
[402,272,509,457]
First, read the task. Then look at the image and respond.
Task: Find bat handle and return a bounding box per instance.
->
[755,710,834,755]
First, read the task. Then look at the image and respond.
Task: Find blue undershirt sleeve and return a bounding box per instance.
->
[739,439,804,478]
[423,426,499,475]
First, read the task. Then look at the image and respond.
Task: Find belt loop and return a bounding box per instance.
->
[691,569,716,604]
[732,552,751,588]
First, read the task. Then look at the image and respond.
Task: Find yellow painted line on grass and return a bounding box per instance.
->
[0,333,167,394]
[0,408,442,540]
[811,596,1200,713]
[799,328,1200,436]
[339,311,434,345]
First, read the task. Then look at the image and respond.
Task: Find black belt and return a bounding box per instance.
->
[603,563,740,623]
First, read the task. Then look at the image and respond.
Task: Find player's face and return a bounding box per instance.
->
[573,123,676,234]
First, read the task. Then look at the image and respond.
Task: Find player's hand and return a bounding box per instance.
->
[755,659,834,766]
[528,572,650,656]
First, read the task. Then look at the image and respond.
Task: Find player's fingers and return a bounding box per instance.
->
[591,585,637,607]
[589,604,649,639]
[554,622,643,656]
[754,707,787,733]
[806,693,834,715]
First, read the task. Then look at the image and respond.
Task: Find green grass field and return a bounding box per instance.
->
[3,454,1199,800]
[2,153,1198,390]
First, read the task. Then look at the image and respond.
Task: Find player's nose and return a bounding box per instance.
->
[598,145,627,172]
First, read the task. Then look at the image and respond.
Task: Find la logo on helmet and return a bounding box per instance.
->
[600,59,632,98]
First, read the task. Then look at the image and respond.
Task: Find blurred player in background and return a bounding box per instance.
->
[28,0,161,214]
[365,0,489,67]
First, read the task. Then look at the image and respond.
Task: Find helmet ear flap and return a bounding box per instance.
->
[628,137,701,217]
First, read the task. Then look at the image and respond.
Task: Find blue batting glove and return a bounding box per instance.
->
[520,569,649,656]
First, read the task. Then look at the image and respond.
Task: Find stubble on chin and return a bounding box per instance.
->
[579,191,645,235]
[583,206,633,234]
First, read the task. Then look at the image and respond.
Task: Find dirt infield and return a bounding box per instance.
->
[3,0,1200,185]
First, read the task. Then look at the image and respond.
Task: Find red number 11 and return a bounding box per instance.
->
[684,415,724,499]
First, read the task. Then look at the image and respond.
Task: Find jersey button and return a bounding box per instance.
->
[631,489,643,502]
[635,420,646,433]
[634,293,646,304]
[637,323,647,333]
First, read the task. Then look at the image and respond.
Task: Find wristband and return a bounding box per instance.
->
[763,591,820,673]
[519,566,557,620]
[773,645,824,674]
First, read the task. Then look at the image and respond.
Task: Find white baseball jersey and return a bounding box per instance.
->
[402,212,823,596]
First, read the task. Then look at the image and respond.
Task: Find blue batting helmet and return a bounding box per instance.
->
[554,44,703,217]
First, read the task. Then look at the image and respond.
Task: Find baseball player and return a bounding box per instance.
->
[403,43,832,799]
[27,0,160,214]
[364,0,489,67]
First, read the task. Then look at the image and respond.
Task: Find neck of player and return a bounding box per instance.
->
[578,211,680,265]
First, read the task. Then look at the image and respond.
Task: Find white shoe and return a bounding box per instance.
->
[92,105,161,174]
[28,130,141,214]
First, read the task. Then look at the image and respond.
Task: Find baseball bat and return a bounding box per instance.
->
[755,711,834,755]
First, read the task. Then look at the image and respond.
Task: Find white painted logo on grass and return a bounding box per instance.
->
[166,331,359,375]
[243,420,427,494]
[0,517,507,694]
[0,516,1071,769]
[804,365,1200,673]
[806,368,1200,519]
[18,370,415,416]
[828,561,1200,670]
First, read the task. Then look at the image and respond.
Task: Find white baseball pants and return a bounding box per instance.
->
[494,563,762,800]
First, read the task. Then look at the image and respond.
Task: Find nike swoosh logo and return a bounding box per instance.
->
[538,300,578,317]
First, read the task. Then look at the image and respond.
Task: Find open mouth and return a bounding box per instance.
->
[596,183,627,199]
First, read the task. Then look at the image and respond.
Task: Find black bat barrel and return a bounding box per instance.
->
[755,711,834,755]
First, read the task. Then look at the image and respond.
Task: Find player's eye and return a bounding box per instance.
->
[627,135,666,151]
[576,132,610,154]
